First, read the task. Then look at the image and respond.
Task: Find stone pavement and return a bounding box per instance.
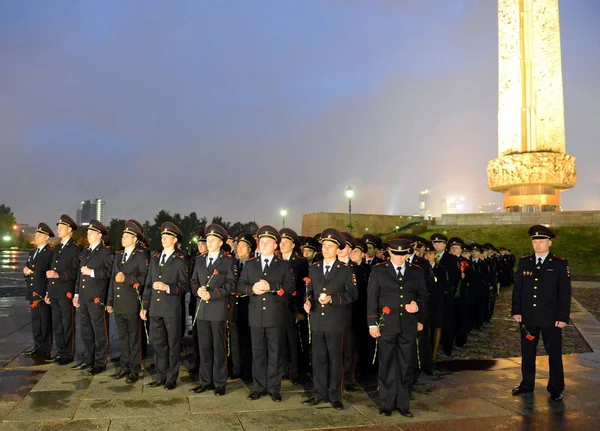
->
[1,284,600,431]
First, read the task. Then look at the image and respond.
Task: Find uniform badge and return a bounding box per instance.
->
[352,274,357,285]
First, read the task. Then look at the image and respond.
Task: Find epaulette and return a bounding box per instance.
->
[522,253,533,259]
[248,256,259,261]
[175,251,186,259]
[338,260,350,267]
[373,261,387,268]
[115,250,124,255]
[311,261,321,267]
[152,252,161,258]
[553,255,565,260]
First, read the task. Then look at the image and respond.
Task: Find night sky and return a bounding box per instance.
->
[1,0,599,231]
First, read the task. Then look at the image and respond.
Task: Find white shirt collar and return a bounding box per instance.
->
[161,249,175,260]
[535,252,549,263]
[207,252,220,260]
[124,246,135,255]
[89,241,101,251]
[261,255,274,268]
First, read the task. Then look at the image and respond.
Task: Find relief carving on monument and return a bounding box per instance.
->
[487,152,577,191]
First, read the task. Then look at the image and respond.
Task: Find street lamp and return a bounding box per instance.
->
[3,235,11,242]
[280,209,288,228]
[345,187,354,232]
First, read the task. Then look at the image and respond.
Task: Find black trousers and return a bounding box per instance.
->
[51,298,75,360]
[378,332,415,410]
[191,320,200,368]
[229,320,240,376]
[115,313,141,374]
[283,311,300,380]
[197,320,227,388]
[343,325,356,385]
[416,320,433,375]
[31,300,52,356]
[441,290,455,355]
[311,330,343,403]
[80,300,109,368]
[297,317,310,376]
[520,325,565,395]
[150,316,181,384]
[250,326,283,394]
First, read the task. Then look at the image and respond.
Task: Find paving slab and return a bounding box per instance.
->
[73,397,190,419]
[0,418,109,430]
[5,390,82,421]
[237,405,373,431]
[82,375,143,400]
[0,370,45,402]
[108,413,242,431]
[189,389,314,414]
[0,403,17,421]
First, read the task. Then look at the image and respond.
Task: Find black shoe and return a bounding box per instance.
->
[88,366,105,375]
[110,370,129,379]
[146,380,165,388]
[379,408,392,416]
[188,365,199,374]
[24,346,38,355]
[214,387,225,396]
[57,357,72,365]
[270,393,282,402]
[512,386,534,396]
[229,373,241,380]
[290,378,299,385]
[332,401,344,410]
[423,369,435,376]
[45,356,61,363]
[164,381,176,390]
[190,384,214,394]
[345,383,355,392]
[125,374,139,384]
[32,351,50,359]
[248,391,262,400]
[550,393,563,401]
[398,408,413,417]
[302,397,326,406]
[71,362,89,370]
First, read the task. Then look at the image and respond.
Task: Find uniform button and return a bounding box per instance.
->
[117,287,120,290]
[321,313,325,316]
[534,287,538,290]
[30,284,33,286]
[533,304,537,307]
[400,287,403,290]
[157,299,160,302]
[533,295,536,298]
[263,307,266,310]
[400,295,404,298]
[534,278,538,281]
[159,275,162,279]
[117,295,120,298]
[262,298,266,301]
[322,288,326,291]
[321,304,324,308]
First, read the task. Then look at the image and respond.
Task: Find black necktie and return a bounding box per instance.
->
[397,266,403,278]
[239,261,244,272]
[325,265,331,278]
[208,257,214,269]
[160,254,166,266]
[122,253,128,265]
[537,257,542,268]
[264,259,269,273]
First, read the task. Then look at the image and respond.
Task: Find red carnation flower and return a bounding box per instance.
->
[277,288,285,297]
[30,302,38,309]
[66,292,73,299]
[526,334,535,341]
[382,306,391,315]
[292,291,297,297]
[303,277,311,284]
[94,297,100,304]
[133,283,140,290]
[213,269,219,275]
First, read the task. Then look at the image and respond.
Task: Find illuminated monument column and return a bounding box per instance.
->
[487,0,577,212]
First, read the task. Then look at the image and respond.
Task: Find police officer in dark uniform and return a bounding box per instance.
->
[45,214,82,365]
[301,237,322,265]
[448,237,472,348]
[367,238,428,418]
[141,222,189,390]
[302,228,358,410]
[72,219,114,374]
[188,231,207,374]
[279,227,309,384]
[422,241,448,362]
[239,225,296,402]
[430,233,460,356]
[190,224,238,396]
[23,223,55,358]
[106,220,149,383]
[511,225,571,402]
[470,243,490,331]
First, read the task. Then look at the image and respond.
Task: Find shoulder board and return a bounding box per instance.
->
[152,252,160,258]
[406,262,417,267]
[553,255,565,260]
[72,241,80,247]
[175,251,186,259]
[116,250,124,255]
[248,256,259,262]
[311,261,321,267]
[373,262,387,268]
[521,254,533,259]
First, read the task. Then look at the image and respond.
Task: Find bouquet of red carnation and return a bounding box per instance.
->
[30,292,44,309]
[373,306,391,364]
[66,292,73,299]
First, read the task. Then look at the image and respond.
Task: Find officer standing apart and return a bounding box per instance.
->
[45,214,82,365]
[303,228,358,410]
[23,223,55,358]
[367,238,428,418]
[141,222,189,390]
[511,225,571,401]
[239,225,295,402]
[190,224,238,396]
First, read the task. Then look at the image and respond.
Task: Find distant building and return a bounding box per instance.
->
[419,190,431,218]
[479,202,503,213]
[77,198,106,225]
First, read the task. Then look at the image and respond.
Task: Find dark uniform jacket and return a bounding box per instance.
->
[191,252,238,322]
[306,259,358,333]
[48,239,82,299]
[367,262,428,335]
[511,252,571,328]
[25,245,54,300]
[142,251,189,319]
[107,248,149,314]
[75,244,114,303]
[285,253,309,315]
[237,256,296,328]
[439,251,460,290]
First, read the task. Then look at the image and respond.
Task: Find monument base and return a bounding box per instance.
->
[503,186,561,212]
